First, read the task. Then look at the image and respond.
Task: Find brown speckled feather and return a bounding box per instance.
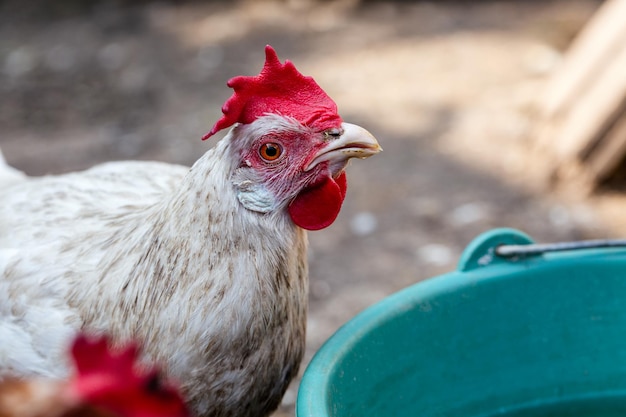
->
[1,130,308,417]
[0,108,379,416]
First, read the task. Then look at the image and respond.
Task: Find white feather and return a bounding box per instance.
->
[0,148,26,189]
[0,120,309,417]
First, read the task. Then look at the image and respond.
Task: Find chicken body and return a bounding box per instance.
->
[0,132,308,416]
[0,46,380,417]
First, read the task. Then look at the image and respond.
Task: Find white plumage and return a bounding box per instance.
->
[1,132,308,416]
[0,47,381,417]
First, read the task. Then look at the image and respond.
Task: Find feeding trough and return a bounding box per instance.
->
[297,228,626,417]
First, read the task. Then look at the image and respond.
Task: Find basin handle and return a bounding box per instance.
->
[458,228,626,272]
[458,228,534,271]
[495,239,626,257]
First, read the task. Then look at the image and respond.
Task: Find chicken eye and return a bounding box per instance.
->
[259,143,283,161]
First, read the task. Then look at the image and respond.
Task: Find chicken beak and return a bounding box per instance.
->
[305,123,382,172]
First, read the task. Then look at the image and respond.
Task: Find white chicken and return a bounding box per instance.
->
[0,45,381,417]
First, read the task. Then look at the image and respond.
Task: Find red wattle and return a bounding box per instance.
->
[288,172,347,231]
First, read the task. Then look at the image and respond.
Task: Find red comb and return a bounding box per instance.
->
[202,45,342,140]
[70,335,189,417]
[71,334,137,379]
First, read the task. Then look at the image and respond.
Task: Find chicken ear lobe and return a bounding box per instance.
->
[288,172,347,231]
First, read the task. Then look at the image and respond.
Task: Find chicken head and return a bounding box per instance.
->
[204,45,381,230]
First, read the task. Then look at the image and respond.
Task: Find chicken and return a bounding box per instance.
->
[0,334,188,417]
[0,45,381,417]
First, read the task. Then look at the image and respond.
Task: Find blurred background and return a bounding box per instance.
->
[2,0,625,415]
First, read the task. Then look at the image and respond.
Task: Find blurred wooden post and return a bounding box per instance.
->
[536,0,626,189]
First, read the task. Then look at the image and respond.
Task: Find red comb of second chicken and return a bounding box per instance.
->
[70,335,189,417]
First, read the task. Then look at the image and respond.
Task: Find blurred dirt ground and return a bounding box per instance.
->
[0,0,616,415]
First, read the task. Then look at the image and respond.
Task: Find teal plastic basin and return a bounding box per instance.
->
[297,229,626,417]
